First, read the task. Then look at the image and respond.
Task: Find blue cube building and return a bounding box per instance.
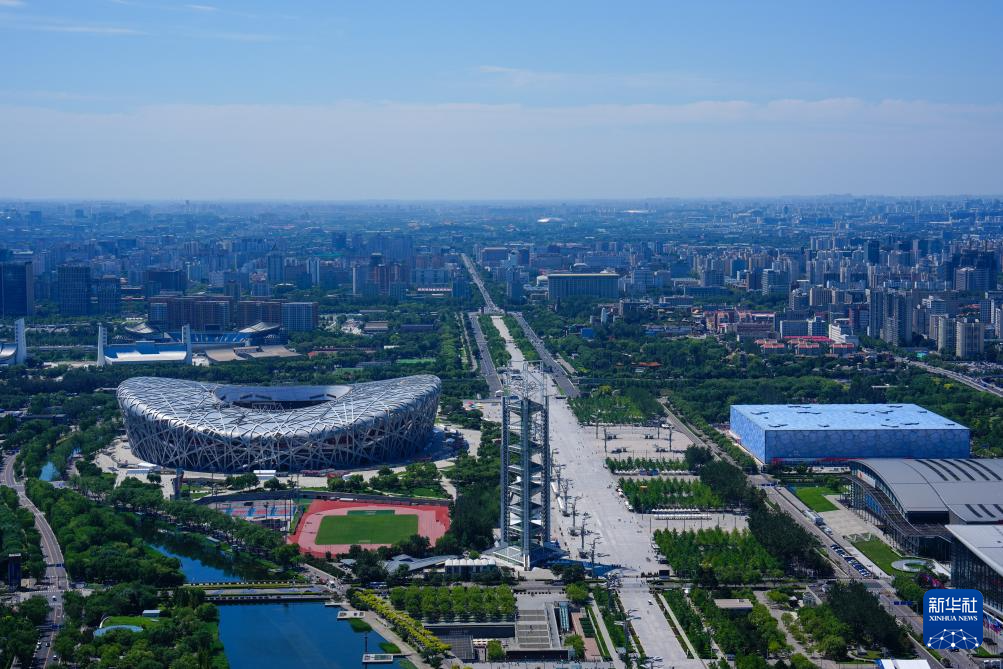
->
[729,403,970,464]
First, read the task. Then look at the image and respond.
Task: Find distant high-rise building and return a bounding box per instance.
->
[0,260,34,317]
[699,266,724,288]
[956,320,985,359]
[266,253,285,284]
[867,289,885,338]
[761,268,790,296]
[882,291,912,346]
[235,300,284,328]
[808,286,834,307]
[866,239,880,264]
[547,272,619,300]
[149,295,230,331]
[281,302,318,332]
[224,280,241,303]
[95,276,122,314]
[352,264,368,296]
[788,289,809,311]
[57,264,92,316]
[144,268,188,297]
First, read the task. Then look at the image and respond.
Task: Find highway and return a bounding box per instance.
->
[897,354,1003,399]
[2,453,68,668]
[510,311,580,399]
[461,253,501,314]
[467,311,502,394]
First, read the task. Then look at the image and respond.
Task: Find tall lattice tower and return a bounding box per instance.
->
[496,366,552,569]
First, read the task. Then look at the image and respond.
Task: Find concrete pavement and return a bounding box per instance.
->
[619,581,703,669]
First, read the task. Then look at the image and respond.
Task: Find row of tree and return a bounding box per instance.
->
[690,588,788,658]
[0,481,46,579]
[26,479,186,587]
[501,315,540,361]
[0,597,50,668]
[619,477,724,512]
[653,527,783,584]
[477,315,512,367]
[796,581,909,658]
[604,456,689,474]
[388,584,516,622]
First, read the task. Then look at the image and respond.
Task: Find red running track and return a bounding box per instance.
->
[290,498,450,558]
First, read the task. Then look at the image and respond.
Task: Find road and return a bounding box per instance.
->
[2,453,68,668]
[467,312,502,395]
[510,312,580,399]
[461,253,501,313]
[620,581,701,668]
[896,354,1003,399]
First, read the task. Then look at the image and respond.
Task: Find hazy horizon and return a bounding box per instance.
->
[4,1,1003,199]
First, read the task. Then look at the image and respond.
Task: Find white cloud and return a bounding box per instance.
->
[34,23,145,35]
[189,31,279,42]
[185,3,217,11]
[0,0,25,7]
[0,98,1000,199]
[0,13,145,35]
[477,65,724,95]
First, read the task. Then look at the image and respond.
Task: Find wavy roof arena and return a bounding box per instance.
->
[116,375,441,473]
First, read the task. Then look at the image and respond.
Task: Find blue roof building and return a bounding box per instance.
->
[729,403,970,464]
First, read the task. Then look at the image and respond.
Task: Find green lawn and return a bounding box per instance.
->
[103,615,158,629]
[316,511,418,545]
[794,486,840,512]
[409,486,448,498]
[852,537,909,576]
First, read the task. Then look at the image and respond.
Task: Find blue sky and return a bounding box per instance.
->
[2,1,1002,199]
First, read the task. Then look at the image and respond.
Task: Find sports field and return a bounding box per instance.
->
[290,498,451,558]
[316,510,419,545]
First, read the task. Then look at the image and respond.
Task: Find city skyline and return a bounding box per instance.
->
[3,1,1003,199]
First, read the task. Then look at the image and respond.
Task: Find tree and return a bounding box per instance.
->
[565,583,590,607]
[565,634,586,659]
[558,562,587,584]
[486,639,505,662]
[817,635,847,660]
[18,596,50,626]
[225,472,259,490]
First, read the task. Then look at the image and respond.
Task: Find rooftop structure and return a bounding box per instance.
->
[730,404,970,464]
[117,374,440,473]
[847,458,1003,559]
[945,525,1003,620]
[851,459,1003,524]
[97,324,193,366]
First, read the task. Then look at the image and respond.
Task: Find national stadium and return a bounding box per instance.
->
[117,375,441,473]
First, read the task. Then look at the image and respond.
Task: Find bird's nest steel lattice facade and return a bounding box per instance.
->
[117,375,441,473]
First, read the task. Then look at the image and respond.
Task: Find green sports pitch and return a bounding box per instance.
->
[315,510,419,545]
